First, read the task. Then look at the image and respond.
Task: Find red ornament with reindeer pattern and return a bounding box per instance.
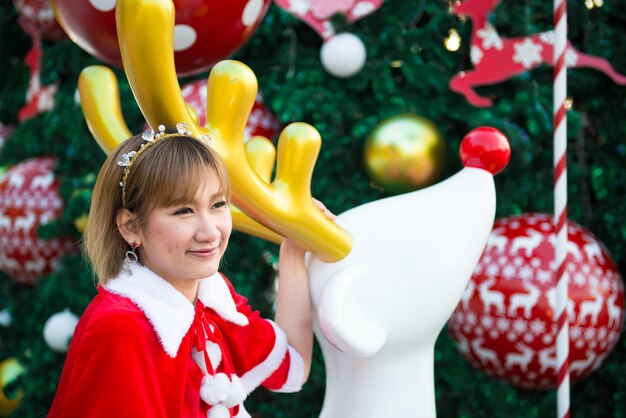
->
[0,158,77,285]
[448,213,624,389]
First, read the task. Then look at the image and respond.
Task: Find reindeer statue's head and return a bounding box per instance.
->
[80,1,510,417]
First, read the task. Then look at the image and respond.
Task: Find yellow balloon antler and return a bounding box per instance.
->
[79,0,352,261]
[78,66,131,154]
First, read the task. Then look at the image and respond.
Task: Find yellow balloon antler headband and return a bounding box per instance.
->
[79,0,353,262]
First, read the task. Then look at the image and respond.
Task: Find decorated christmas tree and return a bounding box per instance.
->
[1,0,625,417]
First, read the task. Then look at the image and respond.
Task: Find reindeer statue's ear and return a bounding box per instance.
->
[318,267,386,357]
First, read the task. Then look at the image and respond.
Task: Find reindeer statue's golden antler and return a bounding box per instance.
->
[79,0,352,262]
[78,67,131,154]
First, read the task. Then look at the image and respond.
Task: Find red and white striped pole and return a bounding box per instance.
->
[553,0,569,417]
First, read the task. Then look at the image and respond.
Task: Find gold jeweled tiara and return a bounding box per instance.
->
[117,122,211,206]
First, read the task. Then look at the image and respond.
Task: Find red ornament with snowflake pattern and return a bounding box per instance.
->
[0,158,78,285]
[448,213,624,390]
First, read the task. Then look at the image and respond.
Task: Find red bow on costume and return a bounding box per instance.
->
[193,305,223,375]
[192,304,244,418]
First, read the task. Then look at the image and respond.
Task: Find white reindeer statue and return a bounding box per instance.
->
[308,133,509,417]
[80,2,511,416]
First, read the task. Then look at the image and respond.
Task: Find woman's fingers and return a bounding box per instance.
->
[312,198,337,221]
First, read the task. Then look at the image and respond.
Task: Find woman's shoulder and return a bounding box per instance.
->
[77,286,152,338]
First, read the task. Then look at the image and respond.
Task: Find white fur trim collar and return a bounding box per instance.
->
[104,263,248,357]
[198,273,249,327]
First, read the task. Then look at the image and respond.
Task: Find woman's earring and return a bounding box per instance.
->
[122,241,139,275]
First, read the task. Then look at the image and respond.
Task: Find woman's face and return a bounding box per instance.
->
[135,171,232,293]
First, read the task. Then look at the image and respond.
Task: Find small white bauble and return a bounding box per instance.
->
[0,308,11,326]
[43,309,79,353]
[320,32,366,78]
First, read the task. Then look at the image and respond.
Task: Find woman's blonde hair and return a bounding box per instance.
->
[83,133,230,284]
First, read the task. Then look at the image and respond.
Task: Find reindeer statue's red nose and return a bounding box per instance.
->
[460,127,510,175]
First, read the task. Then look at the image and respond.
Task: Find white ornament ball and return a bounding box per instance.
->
[43,309,79,353]
[0,309,11,326]
[320,33,366,78]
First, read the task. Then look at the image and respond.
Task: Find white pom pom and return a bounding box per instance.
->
[224,375,246,407]
[320,32,367,78]
[207,403,230,418]
[43,309,79,353]
[201,372,230,405]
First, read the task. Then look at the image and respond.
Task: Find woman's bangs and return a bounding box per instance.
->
[147,157,209,208]
[127,136,230,213]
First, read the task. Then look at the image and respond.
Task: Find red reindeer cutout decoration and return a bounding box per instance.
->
[17,18,59,121]
[449,0,626,107]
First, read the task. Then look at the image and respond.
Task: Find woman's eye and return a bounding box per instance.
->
[174,207,193,215]
[212,200,228,210]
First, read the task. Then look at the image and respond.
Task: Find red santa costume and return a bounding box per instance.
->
[48,262,305,418]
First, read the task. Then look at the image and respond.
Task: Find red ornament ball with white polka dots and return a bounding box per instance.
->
[0,158,77,285]
[448,213,624,390]
[49,0,271,76]
[181,79,281,142]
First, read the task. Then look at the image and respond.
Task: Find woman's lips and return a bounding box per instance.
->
[189,247,218,256]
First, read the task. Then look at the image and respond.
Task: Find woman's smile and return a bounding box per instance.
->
[188,246,220,257]
[133,170,233,296]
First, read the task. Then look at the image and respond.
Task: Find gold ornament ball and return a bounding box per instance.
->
[73,214,88,234]
[0,358,25,417]
[364,114,446,194]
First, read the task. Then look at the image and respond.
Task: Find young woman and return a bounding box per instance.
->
[48,124,332,418]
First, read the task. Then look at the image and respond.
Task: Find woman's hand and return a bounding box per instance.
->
[312,198,337,221]
[279,199,335,256]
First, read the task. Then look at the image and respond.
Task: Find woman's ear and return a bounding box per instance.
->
[116,209,141,245]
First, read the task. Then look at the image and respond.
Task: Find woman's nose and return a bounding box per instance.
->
[195,214,220,242]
